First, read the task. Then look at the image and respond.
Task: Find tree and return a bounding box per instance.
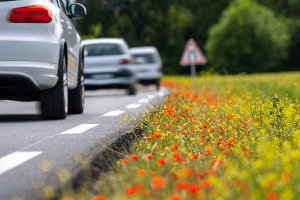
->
[205,0,291,74]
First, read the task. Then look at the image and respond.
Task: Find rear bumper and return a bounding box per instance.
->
[84,67,137,89]
[138,78,159,85]
[134,72,162,81]
[84,77,135,89]
[0,61,58,90]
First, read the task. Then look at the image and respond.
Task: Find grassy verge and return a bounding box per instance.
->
[61,71,300,200]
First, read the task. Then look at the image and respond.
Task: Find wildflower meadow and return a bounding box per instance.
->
[61,72,300,200]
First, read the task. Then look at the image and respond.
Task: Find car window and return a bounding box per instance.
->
[57,0,68,14]
[50,0,58,6]
[131,53,156,64]
[62,0,70,14]
[84,44,125,56]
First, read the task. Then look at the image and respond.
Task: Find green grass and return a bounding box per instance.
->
[55,71,300,200]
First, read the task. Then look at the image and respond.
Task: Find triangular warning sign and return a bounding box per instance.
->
[180,39,207,66]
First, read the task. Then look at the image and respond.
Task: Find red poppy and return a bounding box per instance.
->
[179,167,193,178]
[136,169,146,177]
[157,158,166,166]
[223,150,230,155]
[233,180,240,187]
[228,140,235,146]
[125,185,140,197]
[205,149,212,156]
[202,180,211,188]
[173,152,181,160]
[188,183,201,195]
[171,173,178,180]
[145,153,153,160]
[176,181,189,191]
[192,153,198,159]
[150,171,156,176]
[242,182,247,189]
[151,176,166,190]
[266,192,279,200]
[130,154,139,161]
[171,145,179,151]
[153,132,161,138]
[167,194,183,200]
[92,195,107,200]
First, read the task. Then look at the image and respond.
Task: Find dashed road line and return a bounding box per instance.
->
[138,98,149,103]
[125,104,141,109]
[102,110,125,116]
[0,90,168,176]
[146,94,155,99]
[0,151,42,176]
[60,124,99,134]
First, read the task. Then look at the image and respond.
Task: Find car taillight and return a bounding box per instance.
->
[120,59,131,65]
[7,5,52,23]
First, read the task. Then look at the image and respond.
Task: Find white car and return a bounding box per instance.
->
[83,38,137,95]
[0,0,86,119]
[129,46,163,90]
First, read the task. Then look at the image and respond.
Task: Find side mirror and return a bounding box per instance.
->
[70,3,86,19]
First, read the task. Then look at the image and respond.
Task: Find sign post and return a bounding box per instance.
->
[179,39,207,86]
[191,64,196,78]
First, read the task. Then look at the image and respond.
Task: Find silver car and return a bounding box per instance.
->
[128,46,163,90]
[83,38,137,95]
[0,0,86,119]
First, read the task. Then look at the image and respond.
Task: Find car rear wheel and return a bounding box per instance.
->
[156,79,160,91]
[68,58,85,114]
[40,54,68,119]
[127,84,136,95]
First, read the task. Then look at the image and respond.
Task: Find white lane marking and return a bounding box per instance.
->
[8,90,168,154]
[146,95,155,99]
[125,104,141,109]
[60,124,99,134]
[0,152,42,176]
[103,110,125,116]
[139,98,149,103]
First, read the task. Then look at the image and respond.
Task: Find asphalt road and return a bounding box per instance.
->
[0,86,168,200]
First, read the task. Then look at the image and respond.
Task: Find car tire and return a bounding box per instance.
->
[127,84,136,95]
[40,54,68,119]
[68,58,84,114]
[156,79,160,91]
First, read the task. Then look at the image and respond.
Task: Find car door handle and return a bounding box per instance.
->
[60,19,64,24]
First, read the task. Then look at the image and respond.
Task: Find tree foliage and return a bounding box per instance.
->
[205,0,291,74]
[74,0,299,75]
